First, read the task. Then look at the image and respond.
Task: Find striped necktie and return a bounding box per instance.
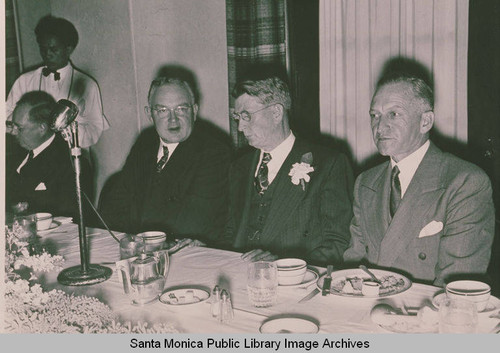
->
[255,152,272,195]
[156,146,169,173]
[390,165,401,217]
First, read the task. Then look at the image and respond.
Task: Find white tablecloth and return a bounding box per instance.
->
[37,222,500,334]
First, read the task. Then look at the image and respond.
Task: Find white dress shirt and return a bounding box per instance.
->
[16,134,56,173]
[391,140,430,197]
[157,139,179,163]
[6,63,109,148]
[255,132,296,185]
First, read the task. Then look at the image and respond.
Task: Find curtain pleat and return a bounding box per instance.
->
[320,0,469,168]
[226,0,286,146]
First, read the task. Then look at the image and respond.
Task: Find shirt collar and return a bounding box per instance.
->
[33,134,56,158]
[157,138,179,161]
[57,63,72,79]
[391,140,430,196]
[263,132,295,160]
[391,140,430,169]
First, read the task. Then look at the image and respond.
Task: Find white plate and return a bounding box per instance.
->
[279,268,319,288]
[432,292,500,314]
[37,221,61,235]
[259,317,319,333]
[317,268,411,297]
[159,287,210,306]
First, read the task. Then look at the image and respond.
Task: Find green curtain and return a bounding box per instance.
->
[226,0,287,147]
[5,0,20,97]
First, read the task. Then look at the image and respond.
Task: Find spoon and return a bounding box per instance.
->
[359,265,382,284]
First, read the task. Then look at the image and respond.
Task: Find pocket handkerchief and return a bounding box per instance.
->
[418,220,443,238]
[35,182,47,191]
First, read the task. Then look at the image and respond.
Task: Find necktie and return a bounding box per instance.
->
[42,67,61,81]
[255,152,272,195]
[390,165,401,217]
[156,146,169,173]
[20,150,34,172]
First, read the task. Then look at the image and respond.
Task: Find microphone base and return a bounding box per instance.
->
[57,264,112,286]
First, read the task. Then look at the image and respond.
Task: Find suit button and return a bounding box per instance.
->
[258,216,264,222]
[303,231,309,237]
[418,252,426,260]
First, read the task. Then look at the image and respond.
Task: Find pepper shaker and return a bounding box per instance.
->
[218,289,234,323]
[210,285,221,318]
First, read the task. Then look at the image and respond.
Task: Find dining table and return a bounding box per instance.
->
[34,219,500,334]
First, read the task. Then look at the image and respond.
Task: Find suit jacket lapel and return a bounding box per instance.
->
[138,137,159,199]
[359,162,391,258]
[378,143,446,266]
[260,139,310,244]
[233,150,260,248]
[160,137,198,189]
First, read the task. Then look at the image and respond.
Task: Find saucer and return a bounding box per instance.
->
[37,221,61,236]
[432,292,500,314]
[279,268,318,288]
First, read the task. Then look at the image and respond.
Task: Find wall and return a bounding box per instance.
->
[14,0,51,69]
[14,0,229,200]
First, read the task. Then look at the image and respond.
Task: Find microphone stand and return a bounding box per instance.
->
[54,101,112,286]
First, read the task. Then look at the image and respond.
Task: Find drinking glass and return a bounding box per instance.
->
[439,298,478,333]
[247,261,278,307]
[119,235,145,259]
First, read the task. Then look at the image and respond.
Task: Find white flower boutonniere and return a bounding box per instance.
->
[289,152,314,191]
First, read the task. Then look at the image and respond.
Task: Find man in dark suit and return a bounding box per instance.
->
[225,75,354,266]
[344,74,495,286]
[99,76,232,245]
[6,91,92,218]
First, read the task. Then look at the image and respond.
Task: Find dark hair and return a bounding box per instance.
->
[232,76,292,110]
[376,74,434,110]
[147,77,196,105]
[16,91,56,126]
[35,15,79,48]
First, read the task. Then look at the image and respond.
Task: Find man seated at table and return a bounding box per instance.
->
[225,72,354,266]
[343,74,495,287]
[6,91,92,218]
[99,75,232,245]
[6,15,108,148]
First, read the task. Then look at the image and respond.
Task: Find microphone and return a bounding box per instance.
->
[50,99,79,132]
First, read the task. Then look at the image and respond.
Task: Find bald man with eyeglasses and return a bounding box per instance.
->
[99,76,232,246]
[224,74,354,266]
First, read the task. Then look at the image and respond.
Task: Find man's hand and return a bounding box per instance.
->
[173,238,206,250]
[241,249,278,262]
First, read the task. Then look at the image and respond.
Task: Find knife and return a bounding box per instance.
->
[298,288,320,303]
[322,265,333,296]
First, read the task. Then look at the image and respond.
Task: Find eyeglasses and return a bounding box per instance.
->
[6,120,26,132]
[231,104,275,122]
[148,104,192,118]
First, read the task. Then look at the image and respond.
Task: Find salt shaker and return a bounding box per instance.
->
[218,289,234,323]
[210,285,221,318]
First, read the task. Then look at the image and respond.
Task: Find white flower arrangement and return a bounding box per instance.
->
[289,152,314,191]
[4,223,179,334]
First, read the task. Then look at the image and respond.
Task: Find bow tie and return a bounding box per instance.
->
[42,67,61,81]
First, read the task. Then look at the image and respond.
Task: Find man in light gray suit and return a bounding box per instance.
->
[344,74,495,287]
